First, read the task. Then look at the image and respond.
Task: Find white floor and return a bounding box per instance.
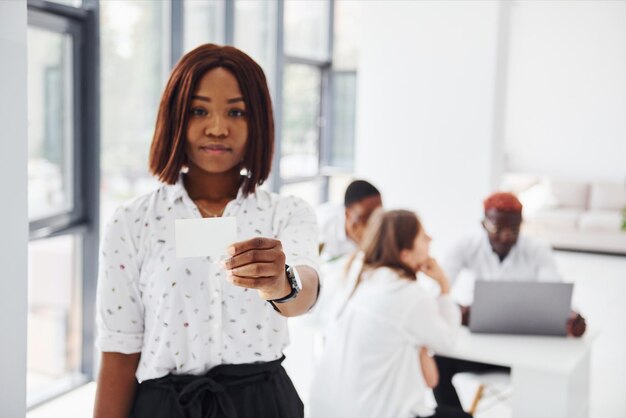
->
[27,251,626,418]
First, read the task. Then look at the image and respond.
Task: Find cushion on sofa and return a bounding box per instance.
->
[518,183,557,216]
[579,210,622,232]
[545,179,589,209]
[527,208,583,230]
[589,182,626,211]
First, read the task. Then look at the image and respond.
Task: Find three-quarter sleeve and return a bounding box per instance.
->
[95,206,145,354]
[405,294,461,353]
[277,197,320,274]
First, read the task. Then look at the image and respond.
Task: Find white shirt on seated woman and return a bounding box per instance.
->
[309,209,469,418]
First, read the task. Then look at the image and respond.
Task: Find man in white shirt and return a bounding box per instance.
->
[434,192,586,411]
[317,180,383,262]
[311,180,383,325]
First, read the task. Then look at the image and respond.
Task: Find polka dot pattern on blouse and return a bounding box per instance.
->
[95,177,320,382]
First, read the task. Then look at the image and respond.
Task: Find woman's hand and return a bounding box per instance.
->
[222,237,291,301]
[419,257,450,294]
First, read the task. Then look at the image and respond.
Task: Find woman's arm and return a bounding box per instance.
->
[223,197,320,317]
[93,352,141,418]
[407,260,461,353]
[270,265,319,316]
[223,238,319,317]
[419,347,439,388]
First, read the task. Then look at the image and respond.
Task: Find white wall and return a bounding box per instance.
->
[355,1,502,250]
[504,0,626,181]
[0,1,28,417]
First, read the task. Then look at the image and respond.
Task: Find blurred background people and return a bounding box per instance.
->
[310,209,467,418]
[434,192,586,411]
[317,179,383,262]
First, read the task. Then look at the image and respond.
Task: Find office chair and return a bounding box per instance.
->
[456,371,512,416]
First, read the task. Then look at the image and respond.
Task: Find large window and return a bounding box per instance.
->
[28,25,75,222]
[99,0,166,222]
[183,0,225,53]
[277,0,332,204]
[26,0,99,408]
[325,0,360,201]
[282,63,323,179]
[27,235,83,404]
[276,0,361,204]
[284,0,330,61]
[234,0,277,93]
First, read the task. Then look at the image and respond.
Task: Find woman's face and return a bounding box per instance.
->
[401,228,432,272]
[185,67,248,176]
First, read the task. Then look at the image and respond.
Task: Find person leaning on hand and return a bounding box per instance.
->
[93,44,320,418]
[310,209,469,418]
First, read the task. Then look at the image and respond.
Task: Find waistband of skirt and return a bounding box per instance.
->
[141,355,286,390]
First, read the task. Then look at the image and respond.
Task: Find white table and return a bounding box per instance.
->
[438,328,595,418]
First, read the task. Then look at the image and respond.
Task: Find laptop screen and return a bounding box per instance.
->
[469,281,573,336]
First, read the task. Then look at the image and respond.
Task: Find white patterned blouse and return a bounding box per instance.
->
[95,176,320,382]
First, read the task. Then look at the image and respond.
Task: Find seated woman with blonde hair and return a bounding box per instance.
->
[309,209,470,418]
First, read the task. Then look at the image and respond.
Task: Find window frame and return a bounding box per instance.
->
[273,0,336,203]
[26,0,100,409]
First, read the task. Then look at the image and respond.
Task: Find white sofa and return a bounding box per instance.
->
[502,174,626,255]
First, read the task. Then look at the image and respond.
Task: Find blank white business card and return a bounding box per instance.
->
[175,217,237,258]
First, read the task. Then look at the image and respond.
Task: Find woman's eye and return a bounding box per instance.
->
[190,108,207,116]
[228,109,246,118]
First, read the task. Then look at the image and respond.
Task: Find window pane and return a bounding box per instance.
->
[281,64,321,179]
[329,71,356,168]
[184,0,225,52]
[284,0,330,61]
[333,0,361,70]
[27,234,83,406]
[27,27,74,221]
[100,1,164,222]
[280,180,323,206]
[234,0,277,93]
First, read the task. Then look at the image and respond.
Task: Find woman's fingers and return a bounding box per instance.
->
[227,237,281,256]
[222,237,290,297]
[230,262,283,278]
[227,273,288,298]
[223,248,284,270]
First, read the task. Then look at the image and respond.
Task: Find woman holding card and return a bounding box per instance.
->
[93,44,320,418]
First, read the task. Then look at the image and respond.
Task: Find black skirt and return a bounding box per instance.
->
[131,356,303,418]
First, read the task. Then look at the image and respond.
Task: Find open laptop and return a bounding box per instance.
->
[469,281,574,336]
